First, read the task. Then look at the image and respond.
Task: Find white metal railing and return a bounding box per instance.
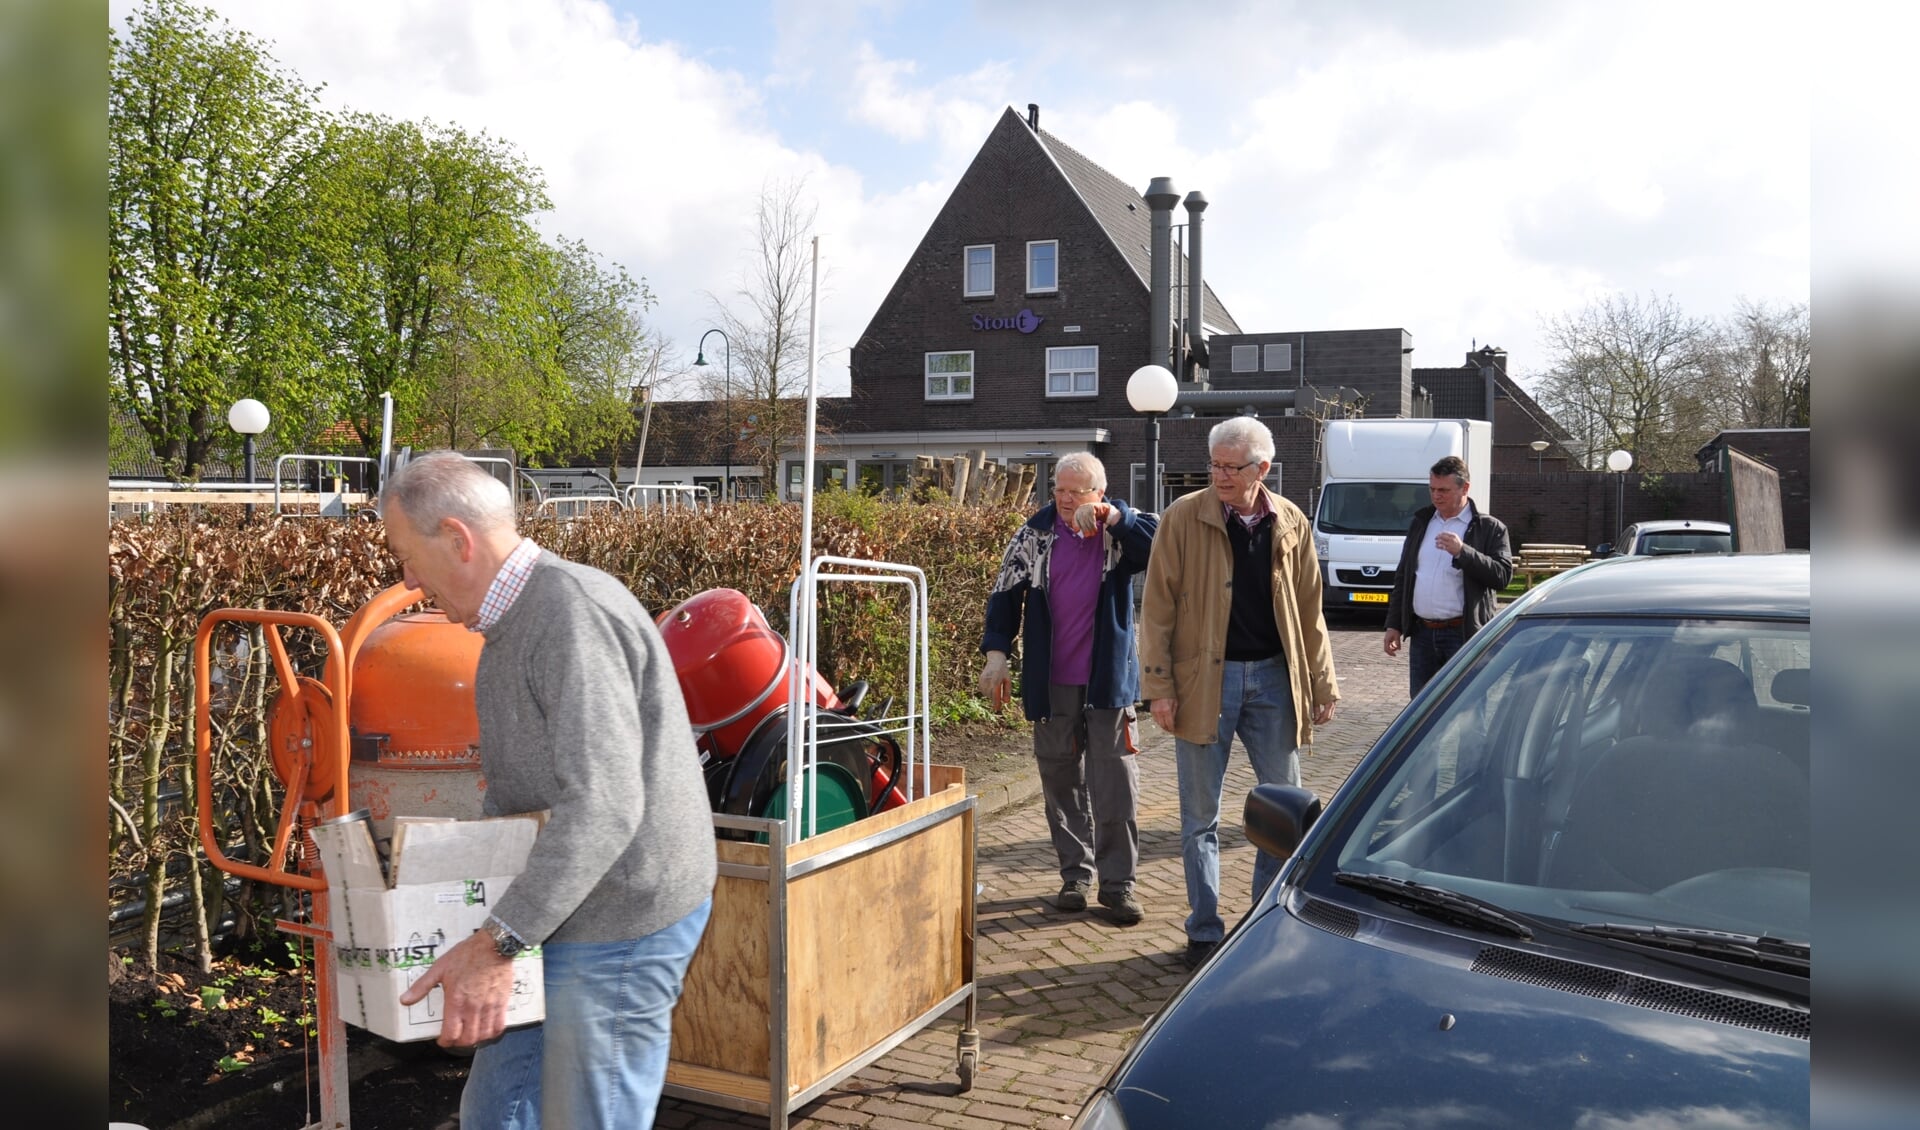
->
[272,455,378,518]
[784,556,932,840]
[625,483,713,511]
[535,494,628,520]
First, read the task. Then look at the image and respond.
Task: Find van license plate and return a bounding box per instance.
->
[1348,592,1389,604]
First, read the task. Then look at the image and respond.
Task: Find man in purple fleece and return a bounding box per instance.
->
[980,453,1158,924]
[381,451,716,1130]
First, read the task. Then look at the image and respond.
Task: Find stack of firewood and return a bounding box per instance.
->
[911,450,1039,507]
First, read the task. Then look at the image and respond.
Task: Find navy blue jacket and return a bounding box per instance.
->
[981,498,1157,721]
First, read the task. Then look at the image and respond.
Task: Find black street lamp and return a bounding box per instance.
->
[1126,364,1178,512]
[694,329,732,502]
[228,398,270,521]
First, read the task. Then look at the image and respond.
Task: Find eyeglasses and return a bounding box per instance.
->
[1208,460,1258,476]
[1053,485,1098,497]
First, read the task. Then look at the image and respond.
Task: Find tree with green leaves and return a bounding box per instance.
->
[303,112,560,457]
[109,0,323,478]
[539,236,661,472]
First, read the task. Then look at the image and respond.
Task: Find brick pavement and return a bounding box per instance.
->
[657,618,1411,1129]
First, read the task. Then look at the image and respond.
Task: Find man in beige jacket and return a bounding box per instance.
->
[1139,417,1340,970]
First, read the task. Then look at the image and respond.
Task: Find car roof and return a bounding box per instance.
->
[1632,519,1732,534]
[1519,553,1807,620]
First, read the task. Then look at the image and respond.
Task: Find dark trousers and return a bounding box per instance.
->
[1408,622,1466,697]
[1032,683,1140,894]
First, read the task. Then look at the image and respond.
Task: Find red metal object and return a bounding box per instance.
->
[659,588,842,759]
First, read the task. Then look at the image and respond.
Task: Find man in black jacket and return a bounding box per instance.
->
[1383,455,1513,695]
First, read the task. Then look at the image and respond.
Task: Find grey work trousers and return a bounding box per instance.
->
[1032,683,1141,895]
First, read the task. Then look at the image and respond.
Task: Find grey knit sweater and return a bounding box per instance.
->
[476,555,716,944]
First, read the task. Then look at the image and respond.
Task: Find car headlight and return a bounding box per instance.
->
[1314,534,1330,559]
[1070,1088,1130,1130]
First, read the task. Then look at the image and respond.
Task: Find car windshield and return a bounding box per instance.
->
[1316,482,1428,535]
[1327,616,1810,944]
[1637,531,1732,555]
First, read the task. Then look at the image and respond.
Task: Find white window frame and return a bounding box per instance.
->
[1045,345,1099,398]
[1026,239,1059,294]
[963,244,995,298]
[925,350,975,401]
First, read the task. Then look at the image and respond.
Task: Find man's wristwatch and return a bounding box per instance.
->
[482,916,528,958]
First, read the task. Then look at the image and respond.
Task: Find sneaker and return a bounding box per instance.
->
[1098,887,1144,925]
[1054,880,1091,911]
[1181,939,1222,970]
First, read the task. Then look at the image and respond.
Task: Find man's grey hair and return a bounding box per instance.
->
[379,451,517,535]
[1053,451,1107,490]
[1208,417,1275,464]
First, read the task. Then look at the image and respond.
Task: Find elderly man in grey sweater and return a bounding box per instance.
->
[383,452,715,1130]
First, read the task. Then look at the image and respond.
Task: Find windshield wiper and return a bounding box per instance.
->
[1571,923,1809,974]
[1333,871,1533,939]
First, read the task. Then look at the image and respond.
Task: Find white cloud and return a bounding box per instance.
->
[122,0,1809,398]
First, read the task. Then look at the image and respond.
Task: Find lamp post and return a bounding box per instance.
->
[228,398,271,521]
[1127,364,1178,513]
[1530,439,1549,473]
[694,330,732,502]
[1606,448,1633,536]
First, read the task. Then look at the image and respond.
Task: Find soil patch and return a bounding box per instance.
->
[110,724,1030,1128]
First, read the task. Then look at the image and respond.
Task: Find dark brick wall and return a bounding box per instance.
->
[850,110,1153,434]
[1209,329,1412,416]
[1497,471,1727,550]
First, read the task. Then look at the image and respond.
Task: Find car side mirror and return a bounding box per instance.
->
[1245,785,1322,860]
[1594,542,1613,558]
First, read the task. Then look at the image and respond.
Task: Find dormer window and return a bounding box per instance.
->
[1027,240,1058,293]
[964,245,994,298]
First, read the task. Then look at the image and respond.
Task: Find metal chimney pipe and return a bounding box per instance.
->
[1183,191,1208,377]
[1145,177,1180,372]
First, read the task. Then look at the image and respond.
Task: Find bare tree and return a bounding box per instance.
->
[704,178,829,497]
[1534,292,1717,471]
[1707,298,1810,429]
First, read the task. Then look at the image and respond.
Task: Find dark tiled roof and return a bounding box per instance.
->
[628,397,856,467]
[1032,122,1241,334]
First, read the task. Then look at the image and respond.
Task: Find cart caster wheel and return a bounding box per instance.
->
[957,1049,976,1092]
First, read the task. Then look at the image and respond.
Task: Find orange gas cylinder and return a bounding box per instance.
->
[659,588,842,760]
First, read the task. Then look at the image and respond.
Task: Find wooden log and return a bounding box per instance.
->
[948,457,970,507]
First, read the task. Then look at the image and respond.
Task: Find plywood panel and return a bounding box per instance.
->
[783,806,970,1088]
[669,869,773,1078]
[787,766,966,864]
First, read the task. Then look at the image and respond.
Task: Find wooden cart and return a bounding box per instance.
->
[664,764,979,1127]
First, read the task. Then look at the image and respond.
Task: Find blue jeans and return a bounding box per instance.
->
[1175,656,1300,943]
[1408,623,1465,697]
[461,897,713,1130]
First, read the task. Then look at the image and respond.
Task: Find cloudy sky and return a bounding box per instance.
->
[117,0,1810,397]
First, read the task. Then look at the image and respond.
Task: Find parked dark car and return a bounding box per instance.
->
[1074,553,1809,1130]
[1598,518,1733,558]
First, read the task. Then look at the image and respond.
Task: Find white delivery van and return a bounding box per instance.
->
[1313,418,1492,613]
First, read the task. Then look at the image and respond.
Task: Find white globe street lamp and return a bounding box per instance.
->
[1606,449,1633,536]
[229,398,271,521]
[1127,364,1178,512]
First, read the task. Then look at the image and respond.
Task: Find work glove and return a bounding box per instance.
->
[979,650,1012,710]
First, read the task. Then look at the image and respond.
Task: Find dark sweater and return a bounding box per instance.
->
[478,556,716,944]
[1224,512,1285,661]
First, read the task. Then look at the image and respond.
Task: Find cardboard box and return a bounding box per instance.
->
[309,814,545,1042]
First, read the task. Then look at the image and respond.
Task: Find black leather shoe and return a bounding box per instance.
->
[1182,939,1221,970]
[1055,880,1091,911]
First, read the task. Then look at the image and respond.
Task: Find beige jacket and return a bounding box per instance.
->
[1139,486,1340,748]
